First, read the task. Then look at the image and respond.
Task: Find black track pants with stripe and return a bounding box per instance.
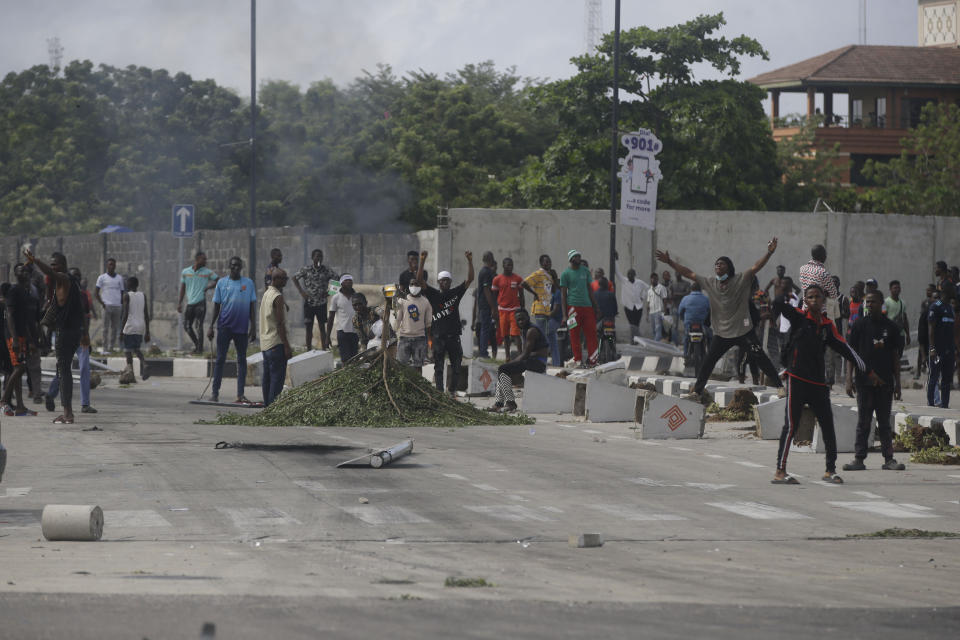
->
[776,376,837,473]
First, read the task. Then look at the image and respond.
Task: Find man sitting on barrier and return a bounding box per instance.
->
[487,309,550,414]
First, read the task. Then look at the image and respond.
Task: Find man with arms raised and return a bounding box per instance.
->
[656,239,784,400]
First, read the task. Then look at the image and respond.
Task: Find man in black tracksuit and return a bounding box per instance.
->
[842,291,905,471]
[771,282,880,485]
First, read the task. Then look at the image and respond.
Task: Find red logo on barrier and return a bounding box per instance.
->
[479,369,493,391]
[660,405,687,431]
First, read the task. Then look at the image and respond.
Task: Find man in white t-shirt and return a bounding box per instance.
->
[95,257,125,352]
[615,255,650,342]
[645,272,670,342]
[326,274,359,364]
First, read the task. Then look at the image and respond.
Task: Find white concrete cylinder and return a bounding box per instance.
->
[41,505,104,541]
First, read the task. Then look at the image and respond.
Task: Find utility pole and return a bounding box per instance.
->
[249,0,257,287]
[608,0,621,283]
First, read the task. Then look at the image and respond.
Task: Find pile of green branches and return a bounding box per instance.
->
[895,419,960,465]
[213,350,533,428]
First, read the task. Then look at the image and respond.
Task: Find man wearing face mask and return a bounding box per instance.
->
[656,239,785,400]
[394,277,433,372]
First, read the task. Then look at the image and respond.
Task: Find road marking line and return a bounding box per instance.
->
[685,483,736,491]
[707,501,810,520]
[217,507,302,529]
[104,510,172,528]
[0,487,31,498]
[507,494,529,502]
[704,454,725,459]
[293,480,327,492]
[628,477,681,487]
[582,429,603,434]
[828,501,940,519]
[540,506,564,513]
[341,506,431,525]
[948,475,960,479]
[559,424,579,429]
[852,491,885,500]
[472,484,499,491]
[608,435,631,440]
[639,441,662,446]
[590,504,686,521]
[811,480,842,488]
[442,473,468,480]
[734,461,766,468]
[670,446,693,451]
[464,505,554,522]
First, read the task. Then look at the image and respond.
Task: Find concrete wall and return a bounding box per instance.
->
[3,209,953,350]
[444,208,955,328]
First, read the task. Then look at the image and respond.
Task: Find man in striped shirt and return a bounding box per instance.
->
[798,245,838,308]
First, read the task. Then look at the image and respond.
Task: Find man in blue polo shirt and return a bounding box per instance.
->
[207,256,257,404]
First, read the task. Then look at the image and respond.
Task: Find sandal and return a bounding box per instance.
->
[1,404,15,417]
[485,403,504,413]
[16,408,38,416]
[235,396,253,405]
[771,475,800,485]
[53,415,75,424]
[822,472,844,484]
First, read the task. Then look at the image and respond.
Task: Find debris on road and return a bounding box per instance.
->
[41,504,103,541]
[214,351,533,428]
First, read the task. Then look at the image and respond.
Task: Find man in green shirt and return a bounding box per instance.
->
[177,252,218,353]
[560,249,598,367]
[884,280,910,355]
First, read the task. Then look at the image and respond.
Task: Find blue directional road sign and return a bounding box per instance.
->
[172,204,195,238]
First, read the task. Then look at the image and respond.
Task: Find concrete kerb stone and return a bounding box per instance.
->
[172,358,209,378]
[790,404,873,454]
[468,359,500,396]
[753,397,785,440]
[522,371,577,414]
[286,350,335,388]
[638,391,705,439]
[584,380,640,423]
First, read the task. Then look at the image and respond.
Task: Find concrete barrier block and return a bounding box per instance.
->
[468,360,499,395]
[585,381,639,423]
[802,406,872,454]
[172,358,209,378]
[753,397,785,440]
[660,379,684,397]
[944,420,959,446]
[593,361,627,386]
[574,382,587,416]
[640,357,664,372]
[287,350,335,388]
[639,391,705,439]
[246,351,264,385]
[522,371,577,414]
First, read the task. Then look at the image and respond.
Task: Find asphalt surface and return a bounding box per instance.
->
[1,375,958,639]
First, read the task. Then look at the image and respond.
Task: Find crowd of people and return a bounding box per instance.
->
[2,242,957,446]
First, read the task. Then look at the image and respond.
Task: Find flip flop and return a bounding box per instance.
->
[53,415,74,424]
[822,473,844,484]
[771,476,800,485]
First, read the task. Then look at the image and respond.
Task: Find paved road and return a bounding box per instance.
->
[1,377,958,638]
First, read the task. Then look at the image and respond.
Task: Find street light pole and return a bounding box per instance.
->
[249,0,257,286]
[608,0,621,282]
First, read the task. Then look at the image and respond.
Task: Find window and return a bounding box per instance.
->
[875,97,886,128]
[851,99,863,125]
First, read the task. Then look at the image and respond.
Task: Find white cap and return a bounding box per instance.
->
[340,273,353,282]
[438,270,452,280]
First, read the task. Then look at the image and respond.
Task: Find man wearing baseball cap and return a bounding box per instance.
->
[559,249,599,367]
[326,274,359,364]
[416,250,474,395]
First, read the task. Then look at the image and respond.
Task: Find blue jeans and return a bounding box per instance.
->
[261,344,287,407]
[47,344,91,407]
[650,312,664,341]
[533,316,562,367]
[212,329,248,399]
[928,351,954,408]
[477,307,495,357]
[546,317,564,366]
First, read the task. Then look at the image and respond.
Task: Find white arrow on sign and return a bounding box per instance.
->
[176,207,191,233]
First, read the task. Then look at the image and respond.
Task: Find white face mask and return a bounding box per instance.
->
[408,285,421,296]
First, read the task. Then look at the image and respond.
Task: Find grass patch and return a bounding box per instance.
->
[846,528,960,539]
[444,576,493,588]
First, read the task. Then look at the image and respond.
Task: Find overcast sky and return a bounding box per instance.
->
[3,0,918,114]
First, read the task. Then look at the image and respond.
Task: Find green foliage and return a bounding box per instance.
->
[895,419,960,465]
[775,114,846,211]
[444,576,492,588]
[503,13,781,212]
[864,103,960,215]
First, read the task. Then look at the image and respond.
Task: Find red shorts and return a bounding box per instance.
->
[498,309,522,341]
[6,337,26,367]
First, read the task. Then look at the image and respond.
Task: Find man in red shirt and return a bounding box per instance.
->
[491,257,525,359]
